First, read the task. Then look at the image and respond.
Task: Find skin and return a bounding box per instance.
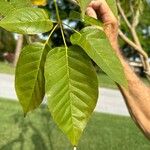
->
[86,0,150,139]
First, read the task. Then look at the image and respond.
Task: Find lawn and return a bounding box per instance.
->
[0,98,150,150]
[0,62,15,74]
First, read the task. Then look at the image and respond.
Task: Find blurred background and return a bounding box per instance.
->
[0,0,150,149]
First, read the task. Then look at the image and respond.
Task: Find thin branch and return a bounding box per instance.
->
[117,1,131,29]
[132,9,140,28]
[45,24,58,45]
[54,0,67,49]
[118,30,147,58]
[119,29,150,77]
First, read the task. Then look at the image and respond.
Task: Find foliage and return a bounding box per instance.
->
[0,0,127,148]
[119,0,150,57]
[0,28,16,53]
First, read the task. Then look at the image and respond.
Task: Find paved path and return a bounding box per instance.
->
[0,74,129,116]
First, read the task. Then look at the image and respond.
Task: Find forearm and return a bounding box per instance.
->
[87,0,150,139]
[115,44,150,138]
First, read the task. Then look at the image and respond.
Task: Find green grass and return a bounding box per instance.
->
[0,98,150,150]
[0,62,15,74]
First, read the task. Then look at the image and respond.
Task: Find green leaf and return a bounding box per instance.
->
[45,46,98,146]
[0,8,53,34]
[78,0,92,18]
[106,0,118,17]
[10,0,32,8]
[69,11,103,27]
[0,1,15,17]
[15,42,50,115]
[71,27,127,87]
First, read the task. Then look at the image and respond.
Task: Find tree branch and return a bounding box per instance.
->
[117,0,150,79]
[118,30,148,58]
[117,1,131,29]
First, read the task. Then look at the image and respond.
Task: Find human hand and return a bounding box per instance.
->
[86,0,119,50]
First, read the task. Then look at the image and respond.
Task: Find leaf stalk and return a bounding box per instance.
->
[53,0,67,49]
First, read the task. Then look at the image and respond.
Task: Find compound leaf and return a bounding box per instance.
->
[45,46,98,146]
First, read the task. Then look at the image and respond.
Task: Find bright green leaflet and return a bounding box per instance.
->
[71,27,127,87]
[10,0,32,8]
[0,0,31,18]
[45,46,98,146]
[0,7,53,34]
[15,43,50,115]
[0,1,15,17]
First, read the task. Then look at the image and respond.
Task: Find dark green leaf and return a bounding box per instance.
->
[15,42,50,114]
[71,27,127,87]
[0,8,53,34]
[45,46,98,145]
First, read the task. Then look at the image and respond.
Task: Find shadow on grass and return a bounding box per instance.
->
[1,100,150,150]
[0,106,54,150]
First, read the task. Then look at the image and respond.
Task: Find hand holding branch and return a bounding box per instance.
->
[86,0,150,140]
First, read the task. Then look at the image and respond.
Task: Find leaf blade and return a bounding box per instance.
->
[71,27,127,87]
[45,46,98,145]
[15,42,50,114]
[0,1,15,17]
[0,8,53,34]
[10,0,32,8]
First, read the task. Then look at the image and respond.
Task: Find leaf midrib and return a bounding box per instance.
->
[64,48,76,140]
[82,35,124,84]
[25,44,46,113]
[0,20,51,25]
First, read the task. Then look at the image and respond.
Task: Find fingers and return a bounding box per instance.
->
[87,0,117,25]
[86,7,97,19]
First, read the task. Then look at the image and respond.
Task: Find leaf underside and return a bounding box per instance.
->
[15,42,50,114]
[45,46,98,145]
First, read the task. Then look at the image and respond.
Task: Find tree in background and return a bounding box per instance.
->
[117,0,150,79]
[0,28,16,61]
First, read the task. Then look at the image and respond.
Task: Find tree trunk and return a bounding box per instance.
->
[13,35,23,66]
